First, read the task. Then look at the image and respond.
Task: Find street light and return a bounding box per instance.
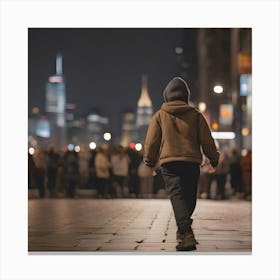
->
[103,132,111,141]
[29,147,35,155]
[135,143,142,151]
[74,145,80,152]
[89,142,96,150]
[213,84,224,94]
[198,102,207,112]
[242,128,249,136]
[67,144,74,151]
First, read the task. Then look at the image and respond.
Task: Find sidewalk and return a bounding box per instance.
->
[28,198,252,253]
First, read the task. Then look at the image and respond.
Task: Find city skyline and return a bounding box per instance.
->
[28,28,188,136]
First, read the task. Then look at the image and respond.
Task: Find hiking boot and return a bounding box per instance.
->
[176,230,184,243]
[176,230,199,245]
[176,232,197,251]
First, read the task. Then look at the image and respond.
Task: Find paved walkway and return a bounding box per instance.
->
[28,198,252,253]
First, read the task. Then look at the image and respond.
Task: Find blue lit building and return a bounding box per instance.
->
[45,54,66,150]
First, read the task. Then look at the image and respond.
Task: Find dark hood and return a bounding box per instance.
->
[161,100,197,115]
[163,77,190,103]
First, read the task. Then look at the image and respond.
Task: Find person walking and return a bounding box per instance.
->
[33,148,47,198]
[137,160,154,198]
[110,146,130,197]
[215,151,230,200]
[144,77,220,251]
[241,149,252,200]
[65,150,79,198]
[94,147,111,198]
[229,147,243,198]
[46,146,60,198]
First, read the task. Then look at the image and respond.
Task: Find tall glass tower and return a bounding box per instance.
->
[136,75,153,143]
[45,53,66,149]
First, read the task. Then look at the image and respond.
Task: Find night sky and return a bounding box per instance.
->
[28,28,188,135]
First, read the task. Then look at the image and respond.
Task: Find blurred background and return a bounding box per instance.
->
[28,28,252,200]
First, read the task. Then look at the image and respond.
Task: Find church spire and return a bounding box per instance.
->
[137,75,152,107]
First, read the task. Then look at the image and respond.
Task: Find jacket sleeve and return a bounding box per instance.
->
[198,113,220,167]
[143,113,162,168]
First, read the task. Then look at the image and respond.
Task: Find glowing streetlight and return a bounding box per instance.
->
[242,128,249,136]
[74,145,80,152]
[135,143,143,151]
[67,144,74,151]
[89,142,97,150]
[198,102,207,112]
[104,132,111,141]
[213,85,223,94]
[29,147,35,155]
[211,122,219,131]
[241,149,248,157]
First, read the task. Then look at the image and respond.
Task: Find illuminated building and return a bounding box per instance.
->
[121,112,137,147]
[45,53,66,150]
[136,75,153,143]
[86,111,109,145]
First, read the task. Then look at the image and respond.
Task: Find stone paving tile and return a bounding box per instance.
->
[29,198,251,253]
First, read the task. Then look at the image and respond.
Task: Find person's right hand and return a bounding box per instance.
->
[209,165,216,174]
[152,170,157,176]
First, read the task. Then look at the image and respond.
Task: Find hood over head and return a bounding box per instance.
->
[163,77,190,103]
[161,100,197,115]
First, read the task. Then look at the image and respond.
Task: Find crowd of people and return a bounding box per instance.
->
[198,148,252,200]
[28,145,252,200]
[28,145,165,199]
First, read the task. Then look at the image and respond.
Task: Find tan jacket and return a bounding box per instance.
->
[144,101,219,168]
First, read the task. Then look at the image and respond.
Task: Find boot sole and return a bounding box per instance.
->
[176,244,197,251]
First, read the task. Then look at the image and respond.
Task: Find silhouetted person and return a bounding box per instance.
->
[28,153,36,189]
[33,148,47,198]
[229,148,243,197]
[95,147,111,198]
[110,146,130,197]
[47,146,59,197]
[65,151,79,198]
[198,156,212,198]
[126,148,141,197]
[144,77,219,251]
[88,149,97,189]
[138,160,154,198]
[241,150,252,200]
[215,151,230,200]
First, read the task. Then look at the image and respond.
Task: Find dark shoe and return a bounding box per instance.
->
[176,232,197,251]
[177,229,199,245]
[176,231,184,244]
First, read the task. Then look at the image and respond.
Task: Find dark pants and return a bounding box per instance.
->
[216,173,227,199]
[161,161,200,235]
[47,168,57,197]
[97,178,110,197]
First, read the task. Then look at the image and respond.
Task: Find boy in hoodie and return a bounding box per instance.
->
[144,77,219,251]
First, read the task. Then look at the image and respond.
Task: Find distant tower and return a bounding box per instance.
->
[120,112,137,147]
[136,75,153,142]
[45,53,66,149]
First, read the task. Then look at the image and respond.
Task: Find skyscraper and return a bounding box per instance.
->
[45,53,66,149]
[136,75,153,143]
[120,111,137,147]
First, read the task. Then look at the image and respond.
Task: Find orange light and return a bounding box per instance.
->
[212,122,219,130]
[242,128,249,136]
